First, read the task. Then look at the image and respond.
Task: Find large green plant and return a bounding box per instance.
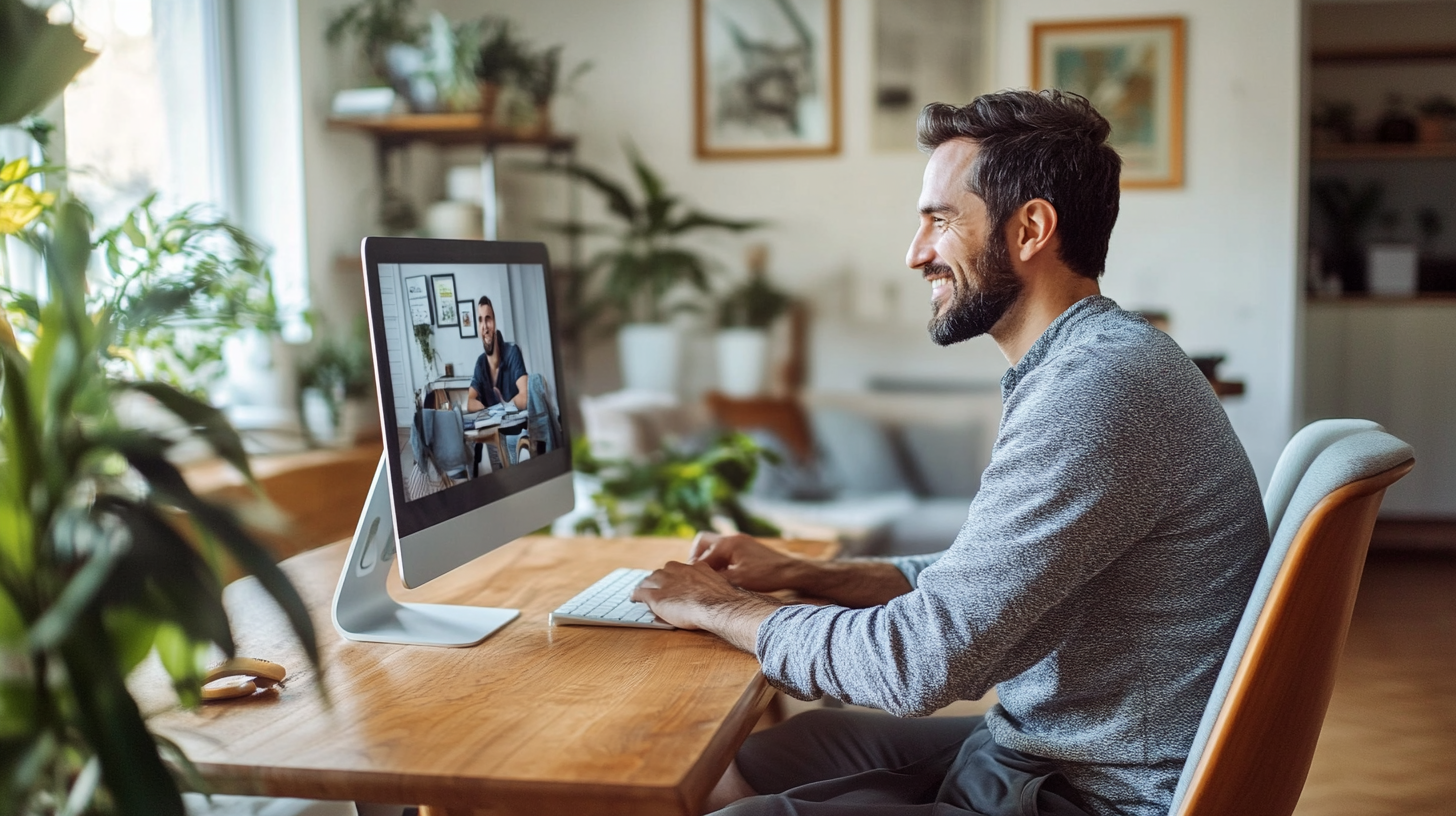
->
[0,5,319,815]
[544,148,762,325]
[574,433,781,538]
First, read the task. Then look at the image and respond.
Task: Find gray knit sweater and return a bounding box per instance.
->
[755,296,1269,816]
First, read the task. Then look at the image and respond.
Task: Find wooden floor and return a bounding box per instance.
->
[1294,550,1456,816]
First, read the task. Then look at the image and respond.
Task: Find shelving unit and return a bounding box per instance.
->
[328,114,577,241]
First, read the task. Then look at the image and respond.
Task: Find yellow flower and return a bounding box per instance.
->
[0,182,55,235]
[0,158,32,184]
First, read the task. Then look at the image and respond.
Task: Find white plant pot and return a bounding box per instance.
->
[618,323,681,395]
[301,387,337,446]
[715,328,770,397]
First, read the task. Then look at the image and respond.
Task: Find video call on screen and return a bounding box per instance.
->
[377,263,563,502]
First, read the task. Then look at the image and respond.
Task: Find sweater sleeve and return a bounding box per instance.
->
[755,349,1174,716]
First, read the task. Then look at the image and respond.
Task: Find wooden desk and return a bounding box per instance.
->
[136,536,833,816]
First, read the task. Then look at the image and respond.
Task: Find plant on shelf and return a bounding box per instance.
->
[325,0,425,88]
[1416,95,1456,144]
[573,433,781,538]
[515,45,591,137]
[0,5,319,815]
[297,320,375,447]
[473,18,525,127]
[540,146,761,393]
[85,194,278,397]
[714,244,794,397]
[1311,177,1384,294]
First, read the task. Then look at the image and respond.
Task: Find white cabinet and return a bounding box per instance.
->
[1305,299,1456,515]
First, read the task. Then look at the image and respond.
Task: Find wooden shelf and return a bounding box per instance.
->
[1312,142,1456,161]
[1308,293,1456,304]
[1312,45,1456,64]
[327,113,576,150]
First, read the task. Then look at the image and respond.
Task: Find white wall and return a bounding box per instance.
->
[297,0,1304,484]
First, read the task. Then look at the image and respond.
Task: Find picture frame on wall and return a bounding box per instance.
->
[694,0,841,158]
[408,297,432,327]
[431,274,459,327]
[404,275,429,300]
[871,0,994,152]
[1032,16,1186,188]
[457,299,477,338]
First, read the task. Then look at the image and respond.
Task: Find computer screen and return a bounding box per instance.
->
[360,238,574,589]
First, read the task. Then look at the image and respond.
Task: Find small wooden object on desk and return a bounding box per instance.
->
[137,536,836,816]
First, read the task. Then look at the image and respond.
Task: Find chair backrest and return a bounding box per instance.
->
[1170,428,1414,816]
[426,408,471,477]
[1262,418,1382,536]
[525,372,562,450]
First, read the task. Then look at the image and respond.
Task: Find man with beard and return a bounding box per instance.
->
[466,295,527,413]
[631,90,1268,816]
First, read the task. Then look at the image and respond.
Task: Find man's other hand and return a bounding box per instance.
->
[690,532,805,592]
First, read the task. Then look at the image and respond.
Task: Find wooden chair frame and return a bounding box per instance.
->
[1174,458,1415,816]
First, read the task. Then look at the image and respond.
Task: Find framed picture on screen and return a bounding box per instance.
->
[458,299,477,338]
[431,274,459,327]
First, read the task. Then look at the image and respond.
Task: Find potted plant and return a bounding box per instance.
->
[514,45,590,138]
[297,320,375,447]
[1311,177,1384,294]
[715,244,793,397]
[413,321,440,381]
[1417,95,1456,144]
[326,0,426,101]
[543,147,761,395]
[0,5,319,814]
[474,18,524,129]
[571,434,781,538]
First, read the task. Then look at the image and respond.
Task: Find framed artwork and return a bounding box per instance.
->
[457,299,477,338]
[408,297,432,327]
[431,274,459,327]
[871,0,994,152]
[404,275,429,300]
[1032,17,1186,188]
[694,0,841,158]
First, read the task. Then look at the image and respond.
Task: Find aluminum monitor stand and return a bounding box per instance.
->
[332,455,518,647]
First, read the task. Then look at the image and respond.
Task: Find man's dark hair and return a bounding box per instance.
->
[478,295,493,310]
[917,90,1121,279]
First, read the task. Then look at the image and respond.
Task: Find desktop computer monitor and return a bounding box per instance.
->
[332,237,575,647]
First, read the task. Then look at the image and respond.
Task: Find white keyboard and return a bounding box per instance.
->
[549,568,675,630]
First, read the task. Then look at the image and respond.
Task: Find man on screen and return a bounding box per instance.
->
[466,295,527,412]
[631,90,1268,816]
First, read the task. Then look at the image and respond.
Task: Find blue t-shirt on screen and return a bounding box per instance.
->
[470,341,526,407]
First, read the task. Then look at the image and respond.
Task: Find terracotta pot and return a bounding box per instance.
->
[478,82,502,129]
[1418,116,1449,144]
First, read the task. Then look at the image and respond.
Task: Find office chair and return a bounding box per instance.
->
[1169,426,1414,816]
[1262,418,1382,535]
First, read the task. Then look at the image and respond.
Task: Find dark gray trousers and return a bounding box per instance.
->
[715,710,1091,816]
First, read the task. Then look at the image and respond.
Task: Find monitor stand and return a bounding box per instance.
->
[331,456,518,647]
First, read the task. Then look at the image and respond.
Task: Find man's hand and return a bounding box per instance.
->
[693,532,914,608]
[690,532,808,593]
[631,560,782,653]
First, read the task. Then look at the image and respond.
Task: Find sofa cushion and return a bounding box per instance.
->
[809,407,914,497]
[898,422,983,499]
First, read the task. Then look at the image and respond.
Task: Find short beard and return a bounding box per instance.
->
[927,229,1022,347]
[481,333,495,356]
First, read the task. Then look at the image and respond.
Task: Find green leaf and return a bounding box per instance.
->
[667,209,764,235]
[127,382,253,482]
[60,611,186,816]
[106,443,319,672]
[153,623,208,709]
[553,163,639,224]
[0,731,56,816]
[26,537,121,652]
[0,1,98,125]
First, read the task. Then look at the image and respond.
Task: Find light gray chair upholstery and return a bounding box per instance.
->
[1262,418,1382,536]
[427,408,471,481]
[1169,425,1414,814]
